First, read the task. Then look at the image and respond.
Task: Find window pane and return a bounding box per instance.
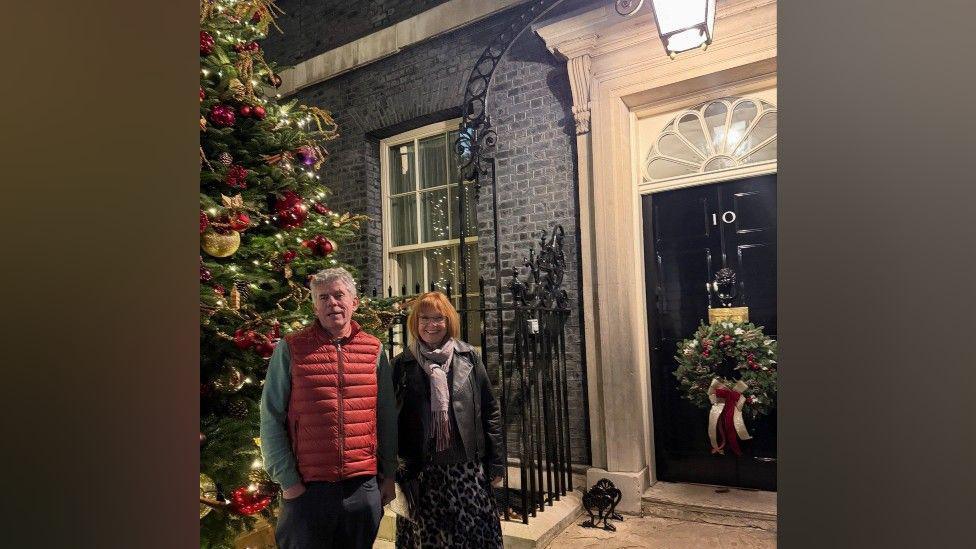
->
[391,194,418,246]
[421,188,451,243]
[726,101,758,154]
[742,139,777,164]
[449,184,478,238]
[427,246,455,294]
[734,111,777,158]
[447,130,461,185]
[419,134,447,189]
[394,251,423,295]
[703,102,729,153]
[676,113,709,156]
[389,143,415,195]
[460,242,480,290]
[647,157,697,180]
[658,133,702,163]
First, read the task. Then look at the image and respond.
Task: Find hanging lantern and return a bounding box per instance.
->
[616,0,716,57]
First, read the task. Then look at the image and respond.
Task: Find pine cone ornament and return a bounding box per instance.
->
[218,152,233,166]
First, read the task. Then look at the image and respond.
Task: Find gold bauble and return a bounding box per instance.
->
[200,473,217,519]
[201,229,240,258]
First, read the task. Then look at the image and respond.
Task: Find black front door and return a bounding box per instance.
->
[642,174,776,491]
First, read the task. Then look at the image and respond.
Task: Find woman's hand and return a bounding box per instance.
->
[282,482,306,500]
[380,476,396,506]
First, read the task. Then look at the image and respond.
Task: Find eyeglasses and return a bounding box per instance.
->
[418,315,447,326]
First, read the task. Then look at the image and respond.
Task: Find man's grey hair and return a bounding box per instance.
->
[309,267,358,297]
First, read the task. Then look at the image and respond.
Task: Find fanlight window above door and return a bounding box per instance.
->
[643,97,777,182]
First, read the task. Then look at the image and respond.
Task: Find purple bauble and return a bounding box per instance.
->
[208,105,236,128]
[296,145,317,166]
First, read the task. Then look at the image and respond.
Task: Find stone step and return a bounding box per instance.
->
[640,481,777,532]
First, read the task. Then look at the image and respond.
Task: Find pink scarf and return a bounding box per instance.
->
[413,338,456,452]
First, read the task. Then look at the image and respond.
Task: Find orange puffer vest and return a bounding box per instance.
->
[285,320,381,482]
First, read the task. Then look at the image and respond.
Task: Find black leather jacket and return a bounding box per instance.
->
[391,340,504,479]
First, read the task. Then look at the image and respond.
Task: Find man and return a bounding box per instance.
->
[260,267,396,549]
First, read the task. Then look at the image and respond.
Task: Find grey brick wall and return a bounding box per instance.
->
[265,4,590,465]
[263,0,451,64]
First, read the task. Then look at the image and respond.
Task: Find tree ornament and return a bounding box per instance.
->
[312,202,330,215]
[251,9,264,24]
[255,339,276,358]
[267,73,282,88]
[229,284,241,310]
[208,105,236,128]
[248,42,260,52]
[218,152,233,166]
[200,474,218,519]
[252,105,266,120]
[303,235,335,257]
[281,249,297,263]
[233,329,257,350]
[199,432,206,445]
[200,210,209,235]
[212,365,246,393]
[228,212,250,232]
[233,280,252,300]
[272,191,308,229]
[238,105,252,118]
[200,265,213,283]
[201,229,241,258]
[295,145,317,166]
[199,87,205,102]
[228,78,248,102]
[213,284,225,296]
[229,486,272,516]
[224,165,248,189]
[200,31,215,56]
[226,397,250,420]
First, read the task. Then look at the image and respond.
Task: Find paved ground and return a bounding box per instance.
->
[543,514,776,549]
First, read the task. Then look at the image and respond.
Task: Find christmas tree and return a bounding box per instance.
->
[198,2,400,546]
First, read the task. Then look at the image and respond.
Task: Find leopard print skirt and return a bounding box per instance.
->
[395,461,503,549]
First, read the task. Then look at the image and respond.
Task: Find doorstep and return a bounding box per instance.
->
[640,481,777,532]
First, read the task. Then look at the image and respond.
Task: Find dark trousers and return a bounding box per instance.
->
[275,476,383,549]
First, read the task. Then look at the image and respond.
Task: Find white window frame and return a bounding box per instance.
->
[379,118,478,298]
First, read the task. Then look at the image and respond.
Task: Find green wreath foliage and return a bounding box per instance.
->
[673,321,778,420]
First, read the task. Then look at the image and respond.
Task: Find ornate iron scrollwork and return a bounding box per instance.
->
[581,478,624,531]
[508,225,569,310]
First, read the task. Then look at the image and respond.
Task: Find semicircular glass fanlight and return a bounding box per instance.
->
[643,96,776,182]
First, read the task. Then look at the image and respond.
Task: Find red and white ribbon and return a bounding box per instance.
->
[707,378,752,455]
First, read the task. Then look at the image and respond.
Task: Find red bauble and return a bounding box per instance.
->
[200,211,209,235]
[270,322,281,340]
[228,212,251,231]
[273,191,308,229]
[208,105,236,127]
[303,235,335,257]
[282,249,297,263]
[199,87,205,102]
[238,105,253,118]
[256,340,275,358]
[200,265,213,283]
[225,165,249,189]
[229,487,272,516]
[252,105,266,120]
[213,284,225,296]
[312,202,330,215]
[248,42,260,52]
[200,31,215,56]
[251,10,263,23]
[234,329,257,350]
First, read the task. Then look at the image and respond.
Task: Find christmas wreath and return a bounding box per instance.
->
[674,321,777,455]
[674,321,778,420]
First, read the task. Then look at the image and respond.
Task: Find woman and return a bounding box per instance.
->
[392,291,504,548]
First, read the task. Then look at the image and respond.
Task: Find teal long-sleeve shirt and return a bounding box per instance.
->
[259,338,397,490]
